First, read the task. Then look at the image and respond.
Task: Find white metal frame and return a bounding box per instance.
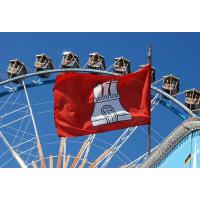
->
[0,68,197,168]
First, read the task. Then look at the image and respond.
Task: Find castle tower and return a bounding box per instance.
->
[91,80,132,127]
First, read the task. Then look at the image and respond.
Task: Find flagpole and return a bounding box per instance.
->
[148,46,152,158]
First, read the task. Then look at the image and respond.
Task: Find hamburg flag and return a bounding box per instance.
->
[54,65,151,137]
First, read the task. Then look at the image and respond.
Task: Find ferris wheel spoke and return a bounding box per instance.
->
[1,124,35,137]
[70,139,89,168]
[117,148,132,163]
[139,126,161,145]
[0,156,15,168]
[0,131,27,168]
[66,134,96,168]
[37,110,53,115]
[0,99,26,106]
[37,140,46,168]
[62,138,67,167]
[1,130,30,141]
[11,109,30,146]
[0,149,10,160]
[151,127,165,140]
[22,80,47,168]
[56,137,65,168]
[32,101,53,106]
[0,91,15,113]
[79,158,87,168]
[114,153,129,166]
[32,160,38,168]
[89,149,110,168]
[49,155,53,168]
[150,135,161,145]
[22,80,40,140]
[95,128,138,167]
[15,148,38,159]
[63,155,71,168]
[93,127,138,168]
[0,105,28,120]
[25,139,37,163]
[82,135,95,161]
[12,137,36,149]
[0,114,31,129]
[126,153,148,168]
[93,137,131,163]
[0,131,36,162]
[15,117,32,153]
[127,145,159,168]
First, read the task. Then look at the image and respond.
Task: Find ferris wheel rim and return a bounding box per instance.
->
[0,68,196,118]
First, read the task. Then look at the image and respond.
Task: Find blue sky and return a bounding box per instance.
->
[0,33,199,168]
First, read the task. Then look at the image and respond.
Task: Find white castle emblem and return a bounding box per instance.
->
[91,80,132,127]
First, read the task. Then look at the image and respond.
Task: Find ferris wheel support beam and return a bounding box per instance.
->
[56,137,65,168]
[62,138,67,167]
[0,131,27,168]
[82,135,95,161]
[63,155,70,168]
[70,139,88,168]
[22,80,46,168]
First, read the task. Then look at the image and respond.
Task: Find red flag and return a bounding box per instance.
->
[54,65,151,137]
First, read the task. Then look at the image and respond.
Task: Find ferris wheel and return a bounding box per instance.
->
[0,49,199,168]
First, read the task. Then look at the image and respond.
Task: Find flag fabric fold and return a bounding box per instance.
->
[54,65,151,137]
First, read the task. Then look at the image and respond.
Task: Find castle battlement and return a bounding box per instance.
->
[94,94,119,103]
